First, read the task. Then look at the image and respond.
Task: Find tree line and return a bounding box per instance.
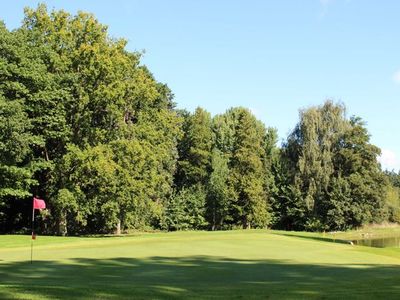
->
[1,5,399,235]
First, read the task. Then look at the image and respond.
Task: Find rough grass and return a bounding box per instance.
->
[330,225,400,240]
[1,230,400,299]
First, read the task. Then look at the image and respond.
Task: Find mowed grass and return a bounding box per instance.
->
[1,230,400,299]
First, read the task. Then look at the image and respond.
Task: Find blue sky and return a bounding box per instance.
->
[2,0,400,171]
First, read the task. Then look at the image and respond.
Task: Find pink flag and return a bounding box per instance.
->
[33,197,46,210]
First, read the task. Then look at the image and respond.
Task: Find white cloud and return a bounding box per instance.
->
[379,149,400,171]
[393,70,400,84]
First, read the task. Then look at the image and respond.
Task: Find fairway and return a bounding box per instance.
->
[1,230,400,299]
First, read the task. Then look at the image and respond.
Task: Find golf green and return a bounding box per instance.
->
[1,230,399,299]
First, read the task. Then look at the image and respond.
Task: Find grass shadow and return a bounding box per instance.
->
[271,232,353,245]
[1,256,400,299]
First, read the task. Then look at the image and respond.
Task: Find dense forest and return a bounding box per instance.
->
[1,5,400,235]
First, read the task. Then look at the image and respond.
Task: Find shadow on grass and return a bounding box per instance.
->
[271,232,353,245]
[1,256,400,299]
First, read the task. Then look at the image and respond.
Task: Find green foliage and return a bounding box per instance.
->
[282,101,387,231]
[165,186,208,230]
[0,5,395,234]
[206,149,233,230]
[385,170,400,188]
[287,101,347,214]
[176,107,213,188]
[213,108,273,228]
[383,171,400,223]
[0,97,36,198]
[0,5,180,234]
[0,24,42,225]
[52,139,174,234]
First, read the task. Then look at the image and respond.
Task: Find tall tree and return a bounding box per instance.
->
[384,171,400,223]
[211,108,276,229]
[230,108,271,228]
[0,5,181,234]
[325,116,386,229]
[282,101,386,230]
[176,107,213,188]
[206,149,232,230]
[0,22,46,232]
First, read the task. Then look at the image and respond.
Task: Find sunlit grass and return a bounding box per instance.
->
[1,230,400,299]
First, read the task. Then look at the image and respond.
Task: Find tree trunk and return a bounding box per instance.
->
[115,219,121,235]
[59,211,67,236]
[212,207,216,231]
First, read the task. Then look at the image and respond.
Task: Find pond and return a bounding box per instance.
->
[353,235,400,248]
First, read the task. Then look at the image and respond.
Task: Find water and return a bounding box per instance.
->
[353,236,400,248]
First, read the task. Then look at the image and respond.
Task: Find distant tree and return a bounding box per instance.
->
[383,171,400,223]
[210,108,276,229]
[384,170,400,188]
[269,149,308,230]
[176,107,213,188]
[326,116,387,228]
[226,108,271,228]
[262,127,279,226]
[282,101,387,230]
[206,149,233,230]
[165,186,207,230]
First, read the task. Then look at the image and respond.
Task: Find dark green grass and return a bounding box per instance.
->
[1,230,400,299]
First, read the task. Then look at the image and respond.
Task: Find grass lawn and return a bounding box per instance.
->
[1,230,400,299]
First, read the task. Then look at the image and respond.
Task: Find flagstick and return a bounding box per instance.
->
[31,203,35,264]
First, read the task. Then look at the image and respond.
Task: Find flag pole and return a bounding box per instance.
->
[31,199,35,264]
[31,197,45,264]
